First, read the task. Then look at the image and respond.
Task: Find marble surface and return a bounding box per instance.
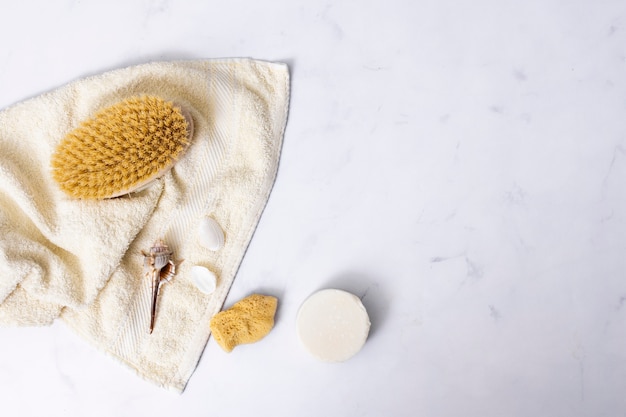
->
[1,0,626,415]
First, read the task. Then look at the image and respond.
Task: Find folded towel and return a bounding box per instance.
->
[0,59,290,392]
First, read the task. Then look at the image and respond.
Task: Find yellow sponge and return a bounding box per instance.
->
[210,294,278,352]
[51,95,193,199]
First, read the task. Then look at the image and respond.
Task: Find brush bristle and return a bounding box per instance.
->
[51,95,191,199]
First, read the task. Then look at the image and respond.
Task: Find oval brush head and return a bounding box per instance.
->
[51,95,193,199]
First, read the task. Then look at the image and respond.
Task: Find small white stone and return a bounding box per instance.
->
[190,265,217,295]
[198,217,224,251]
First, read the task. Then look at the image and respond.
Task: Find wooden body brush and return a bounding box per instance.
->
[51,95,194,199]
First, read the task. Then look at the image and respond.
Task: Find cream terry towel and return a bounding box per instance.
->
[0,59,290,391]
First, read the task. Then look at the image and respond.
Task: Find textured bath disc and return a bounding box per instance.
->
[296,289,370,362]
[51,95,193,199]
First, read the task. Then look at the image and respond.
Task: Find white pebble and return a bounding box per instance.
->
[190,265,217,295]
[198,217,224,251]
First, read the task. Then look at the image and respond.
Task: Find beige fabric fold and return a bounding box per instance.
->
[0,59,290,391]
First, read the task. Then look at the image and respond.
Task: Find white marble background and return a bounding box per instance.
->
[1,0,626,416]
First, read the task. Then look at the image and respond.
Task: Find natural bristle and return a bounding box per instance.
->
[51,95,191,199]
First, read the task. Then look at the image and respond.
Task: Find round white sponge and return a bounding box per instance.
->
[296,289,371,362]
